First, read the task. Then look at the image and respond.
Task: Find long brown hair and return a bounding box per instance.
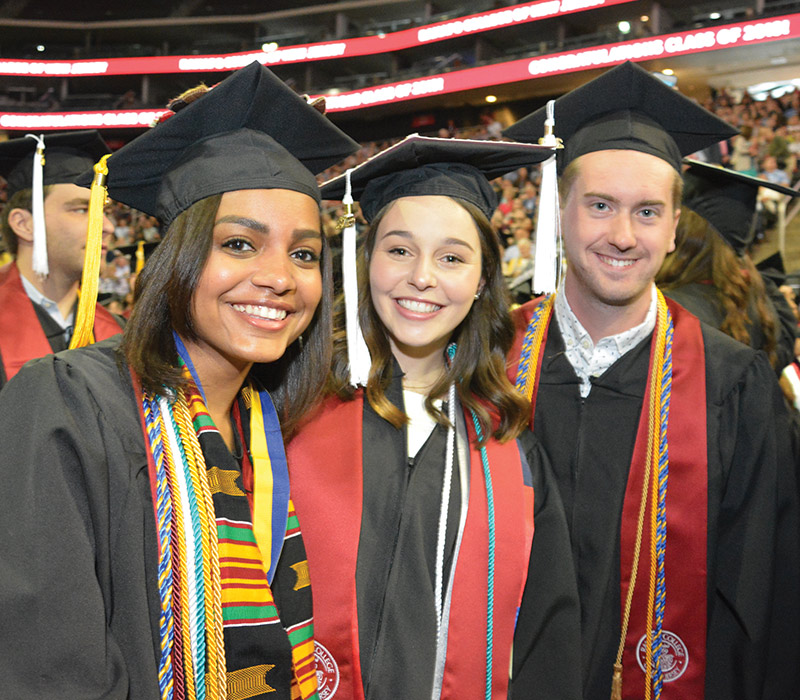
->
[121,193,333,438]
[328,197,530,445]
[656,208,778,366]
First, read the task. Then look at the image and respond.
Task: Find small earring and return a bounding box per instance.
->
[474,291,481,300]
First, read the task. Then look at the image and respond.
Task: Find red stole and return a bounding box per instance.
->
[287,392,535,700]
[509,297,708,698]
[0,262,121,381]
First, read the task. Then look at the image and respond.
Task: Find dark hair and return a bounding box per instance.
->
[328,197,530,445]
[1,185,54,257]
[657,208,778,366]
[121,193,333,439]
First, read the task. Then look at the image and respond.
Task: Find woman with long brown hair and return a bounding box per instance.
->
[0,63,357,699]
[657,159,798,373]
[287,136,580,700]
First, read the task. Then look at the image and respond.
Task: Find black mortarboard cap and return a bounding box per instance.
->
[503,61,738,172]
[76,61,359,226]
[320,134,555,221]
[0,130,110,198]
[756,251,786,277]
[682,159,798,255]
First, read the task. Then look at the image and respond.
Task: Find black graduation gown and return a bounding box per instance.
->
[0,336,304,699]
[662,277,797,373]
[355,368,581,700]
[0,338,161,699]
[525,318,800,699]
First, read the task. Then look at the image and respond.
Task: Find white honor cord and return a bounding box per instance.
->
[431,396,470,700]
[434,381,457,639]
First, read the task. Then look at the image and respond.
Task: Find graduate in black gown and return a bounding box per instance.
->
[657,159,800,374]
[0,131,122,389]
[505,61,800,699]
[0,63,358,699]
[287,135,581,700]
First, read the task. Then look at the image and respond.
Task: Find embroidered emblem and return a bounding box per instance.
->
[636,630,689,682]
[226,663,276,699]
[290,560,311,591]
[207,466,245,496]
[315,642,340,699]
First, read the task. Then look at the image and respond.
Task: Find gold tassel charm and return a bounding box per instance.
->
[610,662,623,700]
[335,201,355,231]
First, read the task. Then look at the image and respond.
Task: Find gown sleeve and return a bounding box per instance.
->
[511,429,582,700]
[705,346,800,700]
[0,353,138,699]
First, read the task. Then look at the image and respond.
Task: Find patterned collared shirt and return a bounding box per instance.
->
[554,285,657,397]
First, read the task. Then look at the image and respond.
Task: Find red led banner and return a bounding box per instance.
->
[321,14,800,112]
[0,0,634,77]
[1,14,797,128]
[0,109,168,130]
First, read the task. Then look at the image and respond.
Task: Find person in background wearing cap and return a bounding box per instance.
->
[0,62,358,700]
[657,159,800,375]
[0,130,121,390]
[287,135,581,700]
[505,61,799,699]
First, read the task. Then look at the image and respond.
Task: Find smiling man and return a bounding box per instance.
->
[505,62,799,700]
[0,131,121,389]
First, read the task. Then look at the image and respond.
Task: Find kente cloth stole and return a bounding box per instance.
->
[513,294,708,699]
[286,392,534,700]
[134,367,319,700]
[0,261,120,380]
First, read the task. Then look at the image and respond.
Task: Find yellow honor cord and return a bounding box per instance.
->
[69,154,111,349]
[248,385,276,577]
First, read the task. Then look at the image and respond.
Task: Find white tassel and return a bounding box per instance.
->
[341,169,371,387]
[27,134,48,278]
[533,101,562,295]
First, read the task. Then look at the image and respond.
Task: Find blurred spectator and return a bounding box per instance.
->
[731,125,758,175]
[761,155,791,187]
[140,215,161,242]
[113,90,142,110]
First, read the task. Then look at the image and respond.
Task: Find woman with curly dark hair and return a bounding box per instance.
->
[287,135,581,700]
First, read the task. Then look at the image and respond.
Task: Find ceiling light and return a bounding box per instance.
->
[618,21,631,34]
[709,12,721,20]
[485,95,497,103]
[662,68,674,75]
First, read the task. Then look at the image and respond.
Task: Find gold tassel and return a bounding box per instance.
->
[610,662,623,700]
[69,154,111,349]
[135,239,145,274]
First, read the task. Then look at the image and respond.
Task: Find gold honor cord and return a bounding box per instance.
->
[69,154,111,349]
[611,292,669,700]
